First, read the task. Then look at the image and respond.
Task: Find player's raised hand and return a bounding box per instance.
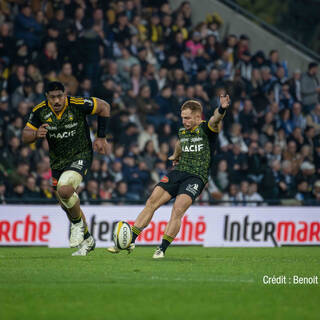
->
[93,138,109,155]
[219,94,230,109]
[36,123,49,138]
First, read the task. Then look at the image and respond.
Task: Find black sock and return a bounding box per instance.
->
[84,227,90,240]
[131,226,142,243]
[159,234,174,253]
[70,216,81,224]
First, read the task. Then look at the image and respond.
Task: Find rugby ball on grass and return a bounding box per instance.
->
[113,221,133,250]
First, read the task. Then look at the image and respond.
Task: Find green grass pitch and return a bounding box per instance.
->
[0,247,319,320]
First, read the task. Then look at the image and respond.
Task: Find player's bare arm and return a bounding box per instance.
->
[22,123,49,144]
[168,140,182,166]
[208,94,230,132]
[93,98,111,155]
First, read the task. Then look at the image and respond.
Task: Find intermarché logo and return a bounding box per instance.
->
[223,215,320,246]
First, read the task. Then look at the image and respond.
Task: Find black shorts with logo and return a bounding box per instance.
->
[157,170,205,203]
[51,159,91,191]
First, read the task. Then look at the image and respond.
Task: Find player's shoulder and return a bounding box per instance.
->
[199,120,208,128]
[69,96,85,104]
[69,96,95,106]
[199,120,216,135]
[178,127,187,134]
[32,100,47,112]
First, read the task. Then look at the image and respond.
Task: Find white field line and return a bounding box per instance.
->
[115,275,254,283]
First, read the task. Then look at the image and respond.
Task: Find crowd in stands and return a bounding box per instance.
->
[0,0,320,206]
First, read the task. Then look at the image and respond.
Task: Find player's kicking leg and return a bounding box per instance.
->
[107,186,172,254]
[153,194,192,259]
[55,170,95,254]
[58,202,95,256]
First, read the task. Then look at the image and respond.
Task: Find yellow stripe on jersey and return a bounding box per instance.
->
[70,96,84,100]
[91,98,97,115]
[208,121,219,133]
[70,97,84,102]
[70,99,84,103]
[70,101,85,104]
[32,101,46,112]
[26,122,38,130]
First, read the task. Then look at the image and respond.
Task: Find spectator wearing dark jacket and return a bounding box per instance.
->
[301,62,320,112]
[14,4,42,49]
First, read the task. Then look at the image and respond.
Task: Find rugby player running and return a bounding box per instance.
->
[108,94,230,258]
[22,81,110,256]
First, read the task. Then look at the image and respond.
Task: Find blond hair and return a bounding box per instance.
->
[181,100,203,113]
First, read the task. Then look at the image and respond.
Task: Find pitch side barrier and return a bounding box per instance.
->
[2,198,319,206]
[0,205,319,247]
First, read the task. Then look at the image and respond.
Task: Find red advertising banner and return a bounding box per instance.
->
[0,205,319,247]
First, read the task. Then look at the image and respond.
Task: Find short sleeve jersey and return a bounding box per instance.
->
[175,121,218,184]
[26,96,97,170]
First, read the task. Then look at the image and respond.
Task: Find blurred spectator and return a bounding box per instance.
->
[138,124,159,152]
[310,180,320,205]
[236,180,250,205]
[81,179,100,204]
[295,180,312,204]
[247,182,264,206]
[77,78,92,97]
[222,183,239,206]
[7,117,23,141]
[247,141,266,183]
[109,160,123,183]
[288,69,302,102]
[283,140,301,175]
[227,143,247,183]
[215,160,229,192]
[80,24,105,85]
[139,140,159,171]
[0,23,15,65]
[37,41,60,74]
[10,183,27,201]
[25,175,40,199]
[1,0,319,205]
[8,65,26,94]
[11,78,35,108]
[0,181,7,204]
[136,85,159,128]
[301,62,320,112]
[261,159,281,201]
[267,49,281,75]
[279,160,295,198]
[14,4,42,49]
[58,62,79,95]
[306,103,320,134]
[112,180,131,204]
[40,179,54,200]
[291,102,306,130]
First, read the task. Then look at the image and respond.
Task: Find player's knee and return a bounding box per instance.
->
[146,196,158,212]
[172,205,185,220]
[57,170,82,192]
[57,185,74,199]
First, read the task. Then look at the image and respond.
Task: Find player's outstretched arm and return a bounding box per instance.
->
[208,94,230,133]
[22,123,49,144]
[92,98,111,155]
[168,140,181,166]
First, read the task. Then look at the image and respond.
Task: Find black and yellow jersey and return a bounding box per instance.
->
[26,96,97,170]
[176,121,218,184]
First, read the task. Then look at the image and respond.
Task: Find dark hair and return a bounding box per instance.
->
[45,81,65,93]
[308,62,318,70]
